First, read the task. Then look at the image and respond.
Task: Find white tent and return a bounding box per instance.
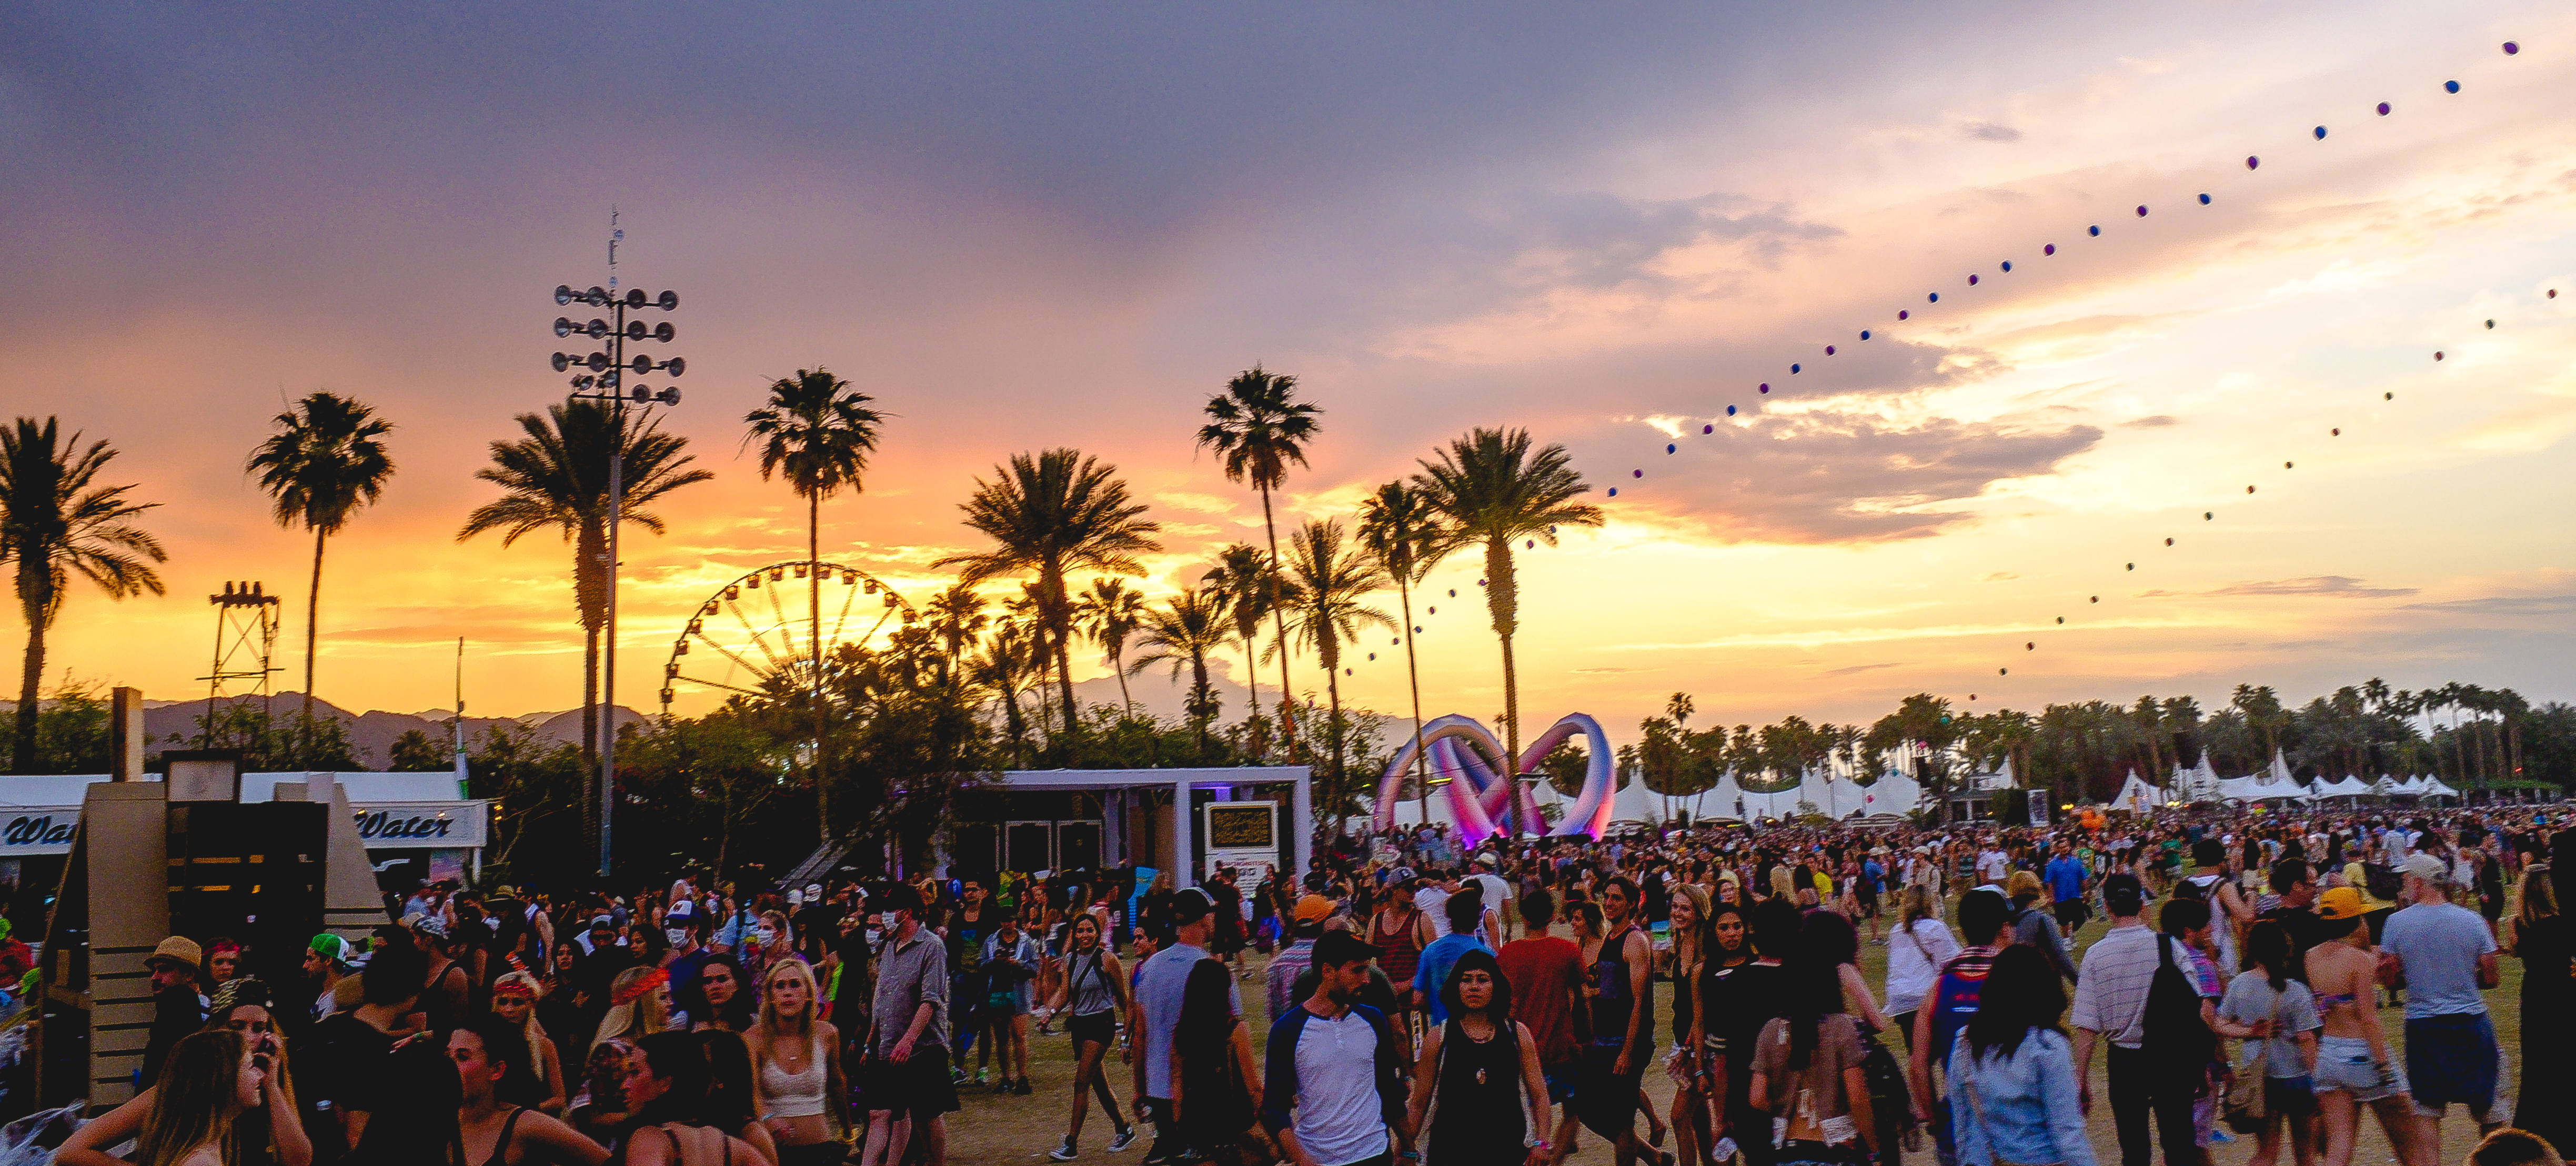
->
[1698,768,1924,821]
[2269,749,2297,785]
[2313,776,2374,800]
[2112,769,2165,813]
[1612,769,1663,824]
[2418,776,2461,800]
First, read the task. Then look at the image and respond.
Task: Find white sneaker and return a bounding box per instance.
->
[1050,1140,1081,1161]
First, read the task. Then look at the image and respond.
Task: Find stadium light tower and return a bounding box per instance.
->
[548,210,684,879]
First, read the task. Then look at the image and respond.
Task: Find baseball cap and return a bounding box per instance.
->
[1386,867,1419,887]
[1311,929,1381,967]
[806,882,824,899]
[2399,853,2448,881]
[1170,887,1213,924]
[1293,894,1333,923]
[666,900,695,922]
[2316,886,2369,921]
[2101,872,2145,917]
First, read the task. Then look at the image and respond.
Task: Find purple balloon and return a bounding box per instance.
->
[2136,205,2149,217]
[1898,309,1909,320]
[1968,274,1978,285]
[1703,423,1714,433]
[2044,244,2056,255]
[2503,41,2518,55]
[1825,345,1836,355]
[1759,383,1769,393]
[1632,468,1643,477]
[2247,155,2260,169]
[2377,102,2391,115]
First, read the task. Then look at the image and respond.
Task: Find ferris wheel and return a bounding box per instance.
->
[659,560,919,711]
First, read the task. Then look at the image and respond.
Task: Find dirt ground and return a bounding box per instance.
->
[927,909,2530,1165]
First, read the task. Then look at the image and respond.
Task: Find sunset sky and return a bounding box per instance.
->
[4,3,2571,747]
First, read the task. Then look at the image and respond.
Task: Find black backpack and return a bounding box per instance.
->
[2141,935,2215,1081]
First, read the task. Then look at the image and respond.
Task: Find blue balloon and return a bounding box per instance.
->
[2446,80,2461,94]
[1606,488,1617,498]
[1999,262,2011,273]
[1790,363,1800,374]
[1859,329,1871,340]
[2198,193,2211,205]
[1928,292,1939,303]
[2088,225,2100,237]
[2314,125,2328,139]
[1725,405,1736,416]
[1666,443,1676,454]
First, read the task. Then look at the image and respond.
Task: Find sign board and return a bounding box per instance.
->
[3,799,487,856]
[1201,800,1277,880]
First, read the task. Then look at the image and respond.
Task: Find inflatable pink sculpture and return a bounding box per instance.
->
[1372,712,1616,841]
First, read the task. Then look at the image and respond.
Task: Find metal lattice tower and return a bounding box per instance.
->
[200,580,281,748]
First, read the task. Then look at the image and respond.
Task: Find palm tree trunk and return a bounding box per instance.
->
[1113,646,1134,717]
[1258,484,1296,750]
[1322,634,1343,818]
[1190,652,1213,753]
[1396,575,1431,827]
[1241,633,1262,753]
[810,492,830,840]
[12,572,50,774]
[1483,535,1523,763]
[305,527,326,726]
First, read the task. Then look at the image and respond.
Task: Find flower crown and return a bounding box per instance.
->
[611,967,669,1008]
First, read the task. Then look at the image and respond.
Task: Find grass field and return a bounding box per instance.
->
[932,906,2531,1165]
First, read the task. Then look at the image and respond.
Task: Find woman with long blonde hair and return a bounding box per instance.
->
[134,1029,262,1166]
[750,954,848,1166]
[590,965,672,1058]
[59,983,314,1166]
[492,970,568,1114]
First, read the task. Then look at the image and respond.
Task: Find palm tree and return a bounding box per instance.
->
[1196,367,1321,748]
[458,400,713,773]
[244,391,395,727]
[1076,577,1148,717]
[1281,519,1395,808]
[970,620,1041,765]
[2,418,167,773]
[934,449,1162,745]
[1357,481,1457,823]
[1202,543,1278,753]
[1413,427,1602,762]
[743,367,885,833]
[1127,587,1232,752]
[924,582,990,678]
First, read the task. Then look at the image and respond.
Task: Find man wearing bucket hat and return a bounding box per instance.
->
[139,935,206,1086]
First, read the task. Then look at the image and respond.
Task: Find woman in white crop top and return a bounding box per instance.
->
[749,957,846,1166]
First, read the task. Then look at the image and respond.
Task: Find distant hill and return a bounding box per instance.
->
[132,692,647,770]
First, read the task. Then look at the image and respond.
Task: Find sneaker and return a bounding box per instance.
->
[1016,1077,1035,1095]
[1050,1139,1081,1161]
[1108,1127,1139,1152]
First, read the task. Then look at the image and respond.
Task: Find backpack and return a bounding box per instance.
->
[1924,955,1991,1069]
[2141,936,2215,1081]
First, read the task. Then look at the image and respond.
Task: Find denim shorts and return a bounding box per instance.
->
[2313,1036,2407,1103]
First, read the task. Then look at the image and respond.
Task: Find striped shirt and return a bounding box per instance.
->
[2070,924,2211,1048]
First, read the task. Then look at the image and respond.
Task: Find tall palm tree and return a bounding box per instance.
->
[1414,427,1602,763]
[1202,542,1278,752]
[970,619,1041,765]
[743,367,885,833]
[1126,587,1231,752]
[1196,366,1321,748]
[924,582,990,677]
[458,400,713,773]
[244,391,395,726]
[1281,518,1395,808]
[934,449,1162,743]
[1357,481,1457,823]
[1076,577,1148,717]
[2,418,167,773]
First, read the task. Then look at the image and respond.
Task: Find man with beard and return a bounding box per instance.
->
[1262,930,1406,1166]
[1578,876,1655,1166]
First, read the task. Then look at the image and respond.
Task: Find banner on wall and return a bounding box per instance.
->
[2,799,487,856]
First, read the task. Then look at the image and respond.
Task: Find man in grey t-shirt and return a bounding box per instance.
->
[2379,853,2502,1132]
[1133,888,1235,1164]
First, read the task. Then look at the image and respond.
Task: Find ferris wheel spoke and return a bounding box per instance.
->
[828,571,863,648]
[764,570,801,664]
[723,595,790,673]
[672,673,772,700]
[692,628,773,682]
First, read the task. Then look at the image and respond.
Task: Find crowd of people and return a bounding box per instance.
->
[47,800,2575,1166]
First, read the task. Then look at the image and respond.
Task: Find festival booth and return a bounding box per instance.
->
[0,770,488,888]
[949,767,1311,887]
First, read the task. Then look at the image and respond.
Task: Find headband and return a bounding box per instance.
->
[610,967,669,1008]
[492,979,539,1001]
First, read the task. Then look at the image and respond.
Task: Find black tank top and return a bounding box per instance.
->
[480,1108,525,1166]
[1588,924,1654,1054]
[1428,1019,1525,1158]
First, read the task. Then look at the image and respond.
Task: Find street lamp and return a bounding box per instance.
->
[548,275,685,879]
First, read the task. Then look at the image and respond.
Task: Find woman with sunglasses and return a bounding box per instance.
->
[60,980,316,1166]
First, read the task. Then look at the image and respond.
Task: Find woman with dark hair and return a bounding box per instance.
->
[694,1030,783,1166]
[451,1016,608,1166]
[1747,910,1877,1166]
[1945,946,2089,1166]
[2509,862,2572,1157]
[1404,949,1550,1165]
[690,955,756,1034]
[2220,920,2320,1166]
[1169,958,1263,1164]
[616,1032,766,1166]
[1043,912,1137,1161]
